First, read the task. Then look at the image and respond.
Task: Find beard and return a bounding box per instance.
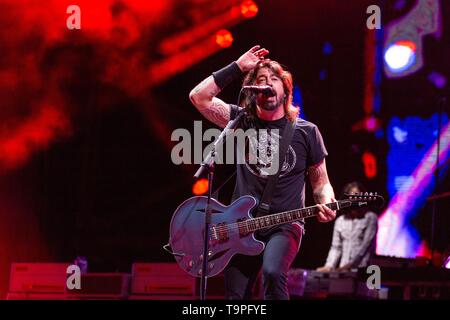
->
[257,94,282,111]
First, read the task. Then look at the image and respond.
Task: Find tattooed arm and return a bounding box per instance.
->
[189,76,231,128]
[189,45,269,128]
[308,159,336,223]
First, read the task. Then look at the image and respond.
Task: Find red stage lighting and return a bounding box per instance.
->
[240,0,258,18]
[362,151,377,179]
[192,178,209,195]
[215,29,233,48]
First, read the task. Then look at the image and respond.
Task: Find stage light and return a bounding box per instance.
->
[240,0,258,18]
[384,41,416,73]
[393,126,408,143]
[154,2,259,85]
[383,0,441,78]
[445,255,450,269]
[362,151,377,179]
[0,106,70,171]
[377,115,450,258]
[322,42,333,56]
[192,178,209,195]
[215,29,233,48]
[319,70,327,81]
[428,71,447,89]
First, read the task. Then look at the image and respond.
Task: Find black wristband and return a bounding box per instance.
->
[212,61,243,90]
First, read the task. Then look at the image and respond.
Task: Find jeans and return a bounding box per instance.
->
[224,225,302,300]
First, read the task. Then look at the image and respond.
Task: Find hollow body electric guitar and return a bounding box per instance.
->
[169,193,383,278]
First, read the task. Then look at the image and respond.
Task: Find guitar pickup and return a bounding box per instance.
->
[211,222,228,242]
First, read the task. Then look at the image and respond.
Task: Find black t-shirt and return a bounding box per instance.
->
[229,104,328,237]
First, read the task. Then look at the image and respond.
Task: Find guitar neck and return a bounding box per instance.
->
[245,201,350,232]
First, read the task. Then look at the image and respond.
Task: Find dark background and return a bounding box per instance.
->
[0,0,448,298]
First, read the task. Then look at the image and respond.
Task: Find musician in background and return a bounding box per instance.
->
[189,45,336,299]
[316,182,378,272]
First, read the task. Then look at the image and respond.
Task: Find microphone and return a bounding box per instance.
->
[242,85,276,97]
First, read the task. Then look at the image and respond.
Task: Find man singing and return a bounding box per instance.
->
[189,45,336,300]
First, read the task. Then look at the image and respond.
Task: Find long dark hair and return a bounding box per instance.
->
[241,59,298,122]
[340,181,367,199]
[340,181,370,215]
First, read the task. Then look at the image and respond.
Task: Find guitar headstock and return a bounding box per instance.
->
[343,192,385,209]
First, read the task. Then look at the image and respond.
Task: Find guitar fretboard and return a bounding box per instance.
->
[242,201,349,233]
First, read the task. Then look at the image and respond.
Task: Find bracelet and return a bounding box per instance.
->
[212,61,243,90]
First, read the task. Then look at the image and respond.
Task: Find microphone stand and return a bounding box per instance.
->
[194,98,246,300]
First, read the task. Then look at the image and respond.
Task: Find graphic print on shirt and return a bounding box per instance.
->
[245,128,296,178]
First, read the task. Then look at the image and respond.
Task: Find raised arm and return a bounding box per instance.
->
[189,76,231,128]
[189,45,269,128]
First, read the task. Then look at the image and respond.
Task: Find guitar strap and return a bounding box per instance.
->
[256,118,296,218]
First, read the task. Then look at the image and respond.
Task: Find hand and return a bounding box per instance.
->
[236,45,269,72]
[316,266,332,272]
[336,263,353,272]
[316,198,337,223]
